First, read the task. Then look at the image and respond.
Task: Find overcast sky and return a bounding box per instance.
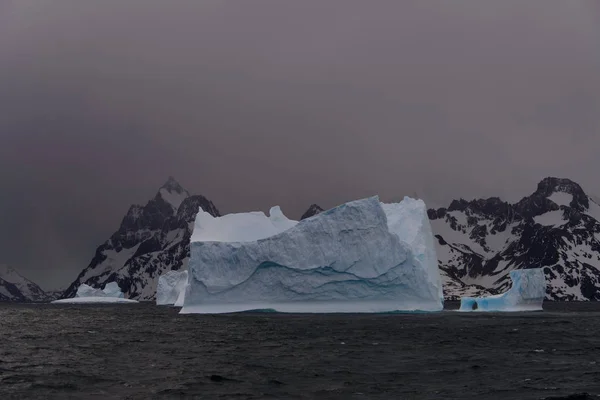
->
[1,1,599,289]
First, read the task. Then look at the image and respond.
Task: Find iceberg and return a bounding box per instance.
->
[74,283,105,298]
[191,205,297,243]
[52,282,137,304]
[156,270,188,306]
[459,268,546,312]
[181,196,443,314]
[97,282,125,298]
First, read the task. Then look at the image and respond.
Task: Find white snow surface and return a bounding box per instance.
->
[533,210,566,227]
[548,192,573,207]
[459,268,546,312]
[182,196,443,314]
[156,270,188,306]
[159,187,189,211]
[190,206,297,243]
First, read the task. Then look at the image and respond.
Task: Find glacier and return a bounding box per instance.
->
[52,282,137,304]
[181,196,443,314]
[459,268,546,312]
[156,270,189,306]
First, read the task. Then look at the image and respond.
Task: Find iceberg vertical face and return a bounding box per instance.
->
[459,268,546,312]
[182,196,443,314]
[156,270,189,306]
[381,197,443,303]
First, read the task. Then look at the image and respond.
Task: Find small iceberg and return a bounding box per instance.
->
[459,269,546,312]
[52,282,137,304]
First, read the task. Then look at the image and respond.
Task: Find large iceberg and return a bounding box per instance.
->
[459,268,546,312]
[181,196,443,314]
[156,270,188,306]
[52,282,137,304]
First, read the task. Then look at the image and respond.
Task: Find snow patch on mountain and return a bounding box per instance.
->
[548,192,573,208]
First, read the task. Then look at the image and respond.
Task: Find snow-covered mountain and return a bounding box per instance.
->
[61,177,220,300]
[430,177,600,301]
[300,204,324,220]
[0,265,49,302]
[63,175,600,302]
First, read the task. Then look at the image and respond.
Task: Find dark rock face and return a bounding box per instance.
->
[430,177,600,300]
[61,178,220,300]
[300,204,324,220]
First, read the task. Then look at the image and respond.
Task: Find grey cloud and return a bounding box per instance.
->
[0,0,599,288]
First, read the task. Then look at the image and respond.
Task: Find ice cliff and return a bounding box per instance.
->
[181,196,443,313]
[459,268,546,312]
[156,270,188,306]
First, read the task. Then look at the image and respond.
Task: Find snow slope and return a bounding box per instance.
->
[0,265,49,302]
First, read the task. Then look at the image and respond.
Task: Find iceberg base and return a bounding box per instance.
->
[52,297,138,304]
[180,300,443,314]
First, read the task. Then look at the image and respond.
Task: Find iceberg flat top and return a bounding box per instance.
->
[191,206,297,243]
[52,297,138,304]
[183,196,443,314]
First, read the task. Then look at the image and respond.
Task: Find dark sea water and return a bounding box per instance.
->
[1,302,600,400]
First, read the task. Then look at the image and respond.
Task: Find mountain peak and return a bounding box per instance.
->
[160,176,186,194]
[0,264,49,302]
[536,177,584,196]
[0,264,18,278]
[301,204,324,220]
[532,177,588,211]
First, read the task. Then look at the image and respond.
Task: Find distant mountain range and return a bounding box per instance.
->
[3,176,600,302]
[429,177,600,301]
[0,265,49,302]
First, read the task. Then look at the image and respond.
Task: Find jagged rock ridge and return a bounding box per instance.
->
[300,204,324,220]
[62,178,220,300]
[430,177,600,300]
